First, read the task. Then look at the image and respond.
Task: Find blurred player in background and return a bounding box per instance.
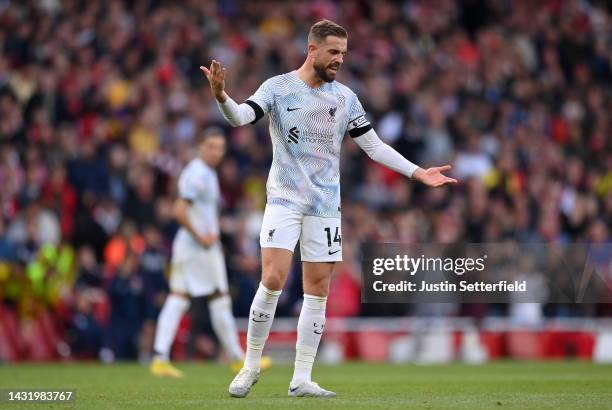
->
[202,20,456,397]
[150,128,269,377]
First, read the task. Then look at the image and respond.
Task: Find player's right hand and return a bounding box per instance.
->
[198,233,218,248]
[200,60,226,102]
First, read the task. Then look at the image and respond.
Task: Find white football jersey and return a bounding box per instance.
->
[245,70,371,217]
[174,158,220,248]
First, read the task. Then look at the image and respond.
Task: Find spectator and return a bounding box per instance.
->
[67,289,104,359]
[75,246,103,290]
[107,252,146,360]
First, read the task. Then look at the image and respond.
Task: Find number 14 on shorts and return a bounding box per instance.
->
[324,227,342,249]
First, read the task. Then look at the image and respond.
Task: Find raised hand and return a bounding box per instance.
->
[413,165,458,187]
[200,60,227,102]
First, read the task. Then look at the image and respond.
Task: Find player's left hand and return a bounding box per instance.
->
[413,165,458,187]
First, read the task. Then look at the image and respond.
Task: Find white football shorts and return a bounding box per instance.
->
[259,203,342,262]
[169,240,228,297]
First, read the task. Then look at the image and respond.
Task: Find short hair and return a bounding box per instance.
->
[308,20,347,44]
[197,126,225,144]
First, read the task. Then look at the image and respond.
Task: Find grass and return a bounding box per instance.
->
[0,361,611,409]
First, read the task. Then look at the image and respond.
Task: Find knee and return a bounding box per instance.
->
[169,291,189,301]
[207,290,231,308]
[165,293,190,312]
[305,280,329,297]
[304,275,332,297]
[261,264,286,291]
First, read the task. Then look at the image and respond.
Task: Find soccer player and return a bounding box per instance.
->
[150,128,269,377]
[201,20,457,397]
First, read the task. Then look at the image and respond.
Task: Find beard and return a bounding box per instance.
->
[314,60,339,83]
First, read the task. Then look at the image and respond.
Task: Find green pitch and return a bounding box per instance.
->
[0,362,611,409]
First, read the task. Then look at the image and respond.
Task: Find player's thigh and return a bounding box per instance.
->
[302,261,336,297]
[169,239,196,294]
[300,214,342,263]
[259,204,302,252]
[299,215,341,296]
[259,204,301,290]
[260,247,294,291]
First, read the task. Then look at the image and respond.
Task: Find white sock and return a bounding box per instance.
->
[243,282,282,370]
[208,294,244,361]
[153,294,190,361]
[291,294,327,386]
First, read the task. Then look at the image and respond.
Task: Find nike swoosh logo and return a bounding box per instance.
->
[328,250,341,255]
[314,330,323,334]
[289,386,299,392]
[251,318,268,323]
[287,107,301,112]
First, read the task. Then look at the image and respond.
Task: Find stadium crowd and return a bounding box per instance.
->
[0,0,611,361]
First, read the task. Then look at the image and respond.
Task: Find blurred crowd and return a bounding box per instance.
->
[0,0,611,361]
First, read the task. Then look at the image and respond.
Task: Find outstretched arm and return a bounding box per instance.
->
[353,128,457,187]
[200,60,256,126]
